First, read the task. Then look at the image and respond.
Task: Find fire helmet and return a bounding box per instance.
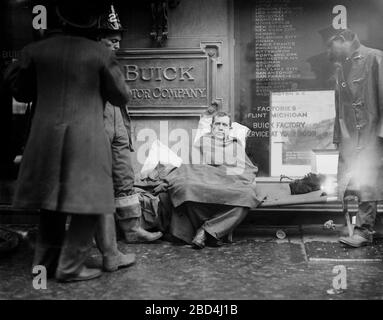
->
[96,4,126,32]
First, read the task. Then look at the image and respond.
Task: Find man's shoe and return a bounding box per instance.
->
[103,252,136,272]
[56,266,102,283]
[207,239,224,247]
[192,228,206,249]
[339,233,373,248]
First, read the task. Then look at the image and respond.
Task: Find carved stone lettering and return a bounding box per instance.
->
[118,54,208,108]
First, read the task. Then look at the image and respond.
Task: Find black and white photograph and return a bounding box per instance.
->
[0,0,383,306]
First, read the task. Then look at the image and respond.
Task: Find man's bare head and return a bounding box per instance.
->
[211,111,232,140]
[326,29,357,61]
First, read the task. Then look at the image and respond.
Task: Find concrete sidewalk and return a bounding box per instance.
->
[1,224,382,300]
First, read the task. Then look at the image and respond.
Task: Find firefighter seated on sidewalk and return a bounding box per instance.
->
[96,6,162,251]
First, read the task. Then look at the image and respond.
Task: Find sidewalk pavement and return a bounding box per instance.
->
[0,224,382,300]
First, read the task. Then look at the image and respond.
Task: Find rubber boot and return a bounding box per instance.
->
[116,194,163,243]
[119,217,163,243]
[95,214,136,272]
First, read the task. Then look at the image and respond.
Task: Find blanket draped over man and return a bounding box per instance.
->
[148,133,261,245]
[165,164,261,209]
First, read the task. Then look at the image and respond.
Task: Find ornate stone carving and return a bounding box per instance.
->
[150,0,181,47]
[200,41,223,111]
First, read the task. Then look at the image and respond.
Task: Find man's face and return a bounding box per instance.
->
[100,33,122,51]
[211,116,231,140]
[327,39,347,61]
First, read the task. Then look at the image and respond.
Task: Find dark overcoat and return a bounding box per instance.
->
[333,40,383,201]
[5,35,129,214]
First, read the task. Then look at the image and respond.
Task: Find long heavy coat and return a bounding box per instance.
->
[5,35,129,214]
[333,39,383,201]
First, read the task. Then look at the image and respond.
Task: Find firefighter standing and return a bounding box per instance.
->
[96,5,163,247]
[325,28,383,247]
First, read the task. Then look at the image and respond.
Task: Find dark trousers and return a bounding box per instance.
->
[160,194,248,244]
[355,201,377,236]
[186,202,248,240]
[33,210,99,278]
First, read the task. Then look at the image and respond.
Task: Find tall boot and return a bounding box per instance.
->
[119,217,163,243]
[95,214,136,272]
[116,194,163,243]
